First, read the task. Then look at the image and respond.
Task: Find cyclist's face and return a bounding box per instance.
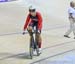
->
[30,12,36,16]
[70,2,75,7]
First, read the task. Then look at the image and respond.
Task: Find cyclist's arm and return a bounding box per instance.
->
[24,14,30,31]
[37,12,43,30]
[69,13,74,19]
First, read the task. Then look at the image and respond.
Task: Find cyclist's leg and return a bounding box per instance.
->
[35,31,42,54]
[27,26,33,36]
[36,31,42,48]
[34,22,42,49]
[27,25,33,46]
[27,22,34,36]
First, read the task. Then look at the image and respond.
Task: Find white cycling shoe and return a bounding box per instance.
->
[33,48,42,55]
[38,48,42,54]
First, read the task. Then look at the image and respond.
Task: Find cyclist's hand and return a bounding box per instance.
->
[37,30,41,34]
[23,31,25,35]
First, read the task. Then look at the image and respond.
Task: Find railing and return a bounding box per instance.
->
[0,0,17,2]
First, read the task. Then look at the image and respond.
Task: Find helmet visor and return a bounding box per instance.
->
[29,9,35,12]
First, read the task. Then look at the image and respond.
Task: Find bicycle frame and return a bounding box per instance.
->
[29,31,40,59]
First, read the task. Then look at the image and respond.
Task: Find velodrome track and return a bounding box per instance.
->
[0,0,75,64]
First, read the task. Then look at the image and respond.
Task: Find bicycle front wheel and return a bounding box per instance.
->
[30,47,34,59]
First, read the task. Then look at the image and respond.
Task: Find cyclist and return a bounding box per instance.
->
[23,6,43,54]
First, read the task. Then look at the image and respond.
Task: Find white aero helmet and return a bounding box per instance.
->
[29,5,36,12]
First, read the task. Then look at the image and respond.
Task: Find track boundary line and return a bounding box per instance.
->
[0,24,67,36]
[42,40,75,51]
[31,49,75,64]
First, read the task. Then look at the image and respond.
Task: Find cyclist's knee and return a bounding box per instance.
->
[36,33,41,41]
[36,33,40,38]
[27,26,32,32]
[27,26,33,36]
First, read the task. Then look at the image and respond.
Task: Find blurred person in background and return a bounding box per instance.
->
[64,1,75,39]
